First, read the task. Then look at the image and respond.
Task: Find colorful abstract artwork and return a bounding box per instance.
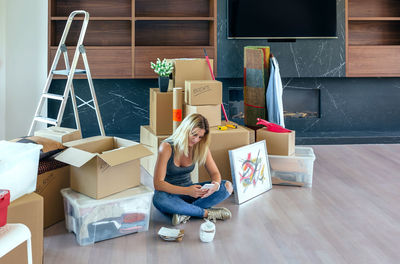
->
[229,140,272,204]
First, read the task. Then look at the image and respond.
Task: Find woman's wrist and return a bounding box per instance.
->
[212,181,220,191]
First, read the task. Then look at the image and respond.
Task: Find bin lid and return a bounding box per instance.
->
[0,141,42,163]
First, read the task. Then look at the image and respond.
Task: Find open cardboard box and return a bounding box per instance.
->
[55,136,152,199]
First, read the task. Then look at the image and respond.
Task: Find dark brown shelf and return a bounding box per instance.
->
[348,0,400,18]
[50,46,132,49]
[135,0,213,17]
[51,20,131,46]
[51,0,131,17]
[135,17,214,21]
[135,20,212,46]
[51,16,132,21]
[348,20,400,45]
[349,17,400,21]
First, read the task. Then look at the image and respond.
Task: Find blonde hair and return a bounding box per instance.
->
[167,113,210,165]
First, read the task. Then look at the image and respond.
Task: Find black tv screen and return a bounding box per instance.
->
[228,0,337,39]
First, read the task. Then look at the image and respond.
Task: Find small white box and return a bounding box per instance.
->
[61,185,153,246]
[268,147,316,187]
[0,141,42,201]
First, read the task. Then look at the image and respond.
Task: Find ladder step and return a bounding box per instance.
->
[43,93,64,101]
[52,69,86,75]
[34,116,58,125]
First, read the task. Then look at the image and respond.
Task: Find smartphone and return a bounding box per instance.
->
[200,183,215,190]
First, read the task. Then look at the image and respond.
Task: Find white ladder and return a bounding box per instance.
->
[28,10,105,136]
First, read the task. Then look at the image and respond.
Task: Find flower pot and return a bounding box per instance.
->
[158,76,169,92]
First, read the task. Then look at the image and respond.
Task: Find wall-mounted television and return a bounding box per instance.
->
[228,0,337,39]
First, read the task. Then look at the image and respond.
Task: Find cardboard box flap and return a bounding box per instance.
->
[99,144,153,167]
[55,147,97,167]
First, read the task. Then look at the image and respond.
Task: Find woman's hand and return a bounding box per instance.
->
[201,183,219,198]
[186,185,208,198]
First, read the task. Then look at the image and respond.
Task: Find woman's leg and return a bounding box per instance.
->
[153,190,205,218]
[193,180,233,209]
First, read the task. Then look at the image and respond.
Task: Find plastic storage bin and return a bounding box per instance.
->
[268,147,316,187]
[61,185,153,246]
[0,190,10,227]
[0,141,42,202]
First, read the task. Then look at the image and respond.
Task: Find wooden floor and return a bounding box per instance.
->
[43,144,400,264]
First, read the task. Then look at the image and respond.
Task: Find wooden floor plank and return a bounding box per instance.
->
[43,144,400,264]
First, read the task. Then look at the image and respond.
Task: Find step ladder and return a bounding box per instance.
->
[28,10,105,136]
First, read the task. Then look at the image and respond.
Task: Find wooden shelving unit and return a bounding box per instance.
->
[48,0,217,79]
[133,0,217,78]
[346,0,400,76]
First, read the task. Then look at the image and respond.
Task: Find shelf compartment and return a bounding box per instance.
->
[51,20,131,46]
[134,46,215,78]
[49,46,132,78]
[135,0,213,17]
[349,0,400,17]
[348,21,400,45]
[347,45,400,77]
[51,0,131,17]
[135,21,212,46]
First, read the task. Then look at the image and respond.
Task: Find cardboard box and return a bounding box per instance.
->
[172,59,214,88]
[185,104,221,127]
[35,165,70,228]
[242,126,256,144]
[185,80,222,105]
[0,193,43,264]
[34,126,82,143]
[197,122,250,182]
[55,136,153,199]
[256,129,295,156]
[149,88,173,135]
[140,126,170,176]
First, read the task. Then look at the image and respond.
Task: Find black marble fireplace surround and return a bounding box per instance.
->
[48,0,400,144]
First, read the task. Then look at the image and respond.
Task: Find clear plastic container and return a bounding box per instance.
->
[0,141,42,201]
[268,147,316,187]
[61,185,153,246]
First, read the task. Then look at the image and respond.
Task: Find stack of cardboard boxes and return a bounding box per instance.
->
[53,136,154,245]
[256,127,316,187]
[34,126,82,229]
[184,80,222,127]
[140,58,254,183]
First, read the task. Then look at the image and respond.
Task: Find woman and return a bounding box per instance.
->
[153,113,233,225]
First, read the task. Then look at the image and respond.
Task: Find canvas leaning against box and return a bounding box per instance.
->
[229,141,272,204]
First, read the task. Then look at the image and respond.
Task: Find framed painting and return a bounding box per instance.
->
[229,140,272,204]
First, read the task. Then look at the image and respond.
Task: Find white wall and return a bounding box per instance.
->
[0,0,6,139]
[1,0,47,140]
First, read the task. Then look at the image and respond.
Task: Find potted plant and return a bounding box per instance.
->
[150,58,174,92]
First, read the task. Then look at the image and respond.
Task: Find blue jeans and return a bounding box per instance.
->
[153,180,231,218]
